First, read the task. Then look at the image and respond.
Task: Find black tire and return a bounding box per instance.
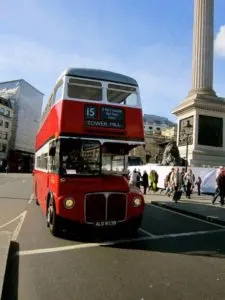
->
[47,196,61,237]
[34,184,39,206]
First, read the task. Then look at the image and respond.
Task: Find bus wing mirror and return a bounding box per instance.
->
[49,146,56,156]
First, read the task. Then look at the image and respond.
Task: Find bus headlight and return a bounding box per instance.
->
[64,197,75,209]
[132,197,142,207]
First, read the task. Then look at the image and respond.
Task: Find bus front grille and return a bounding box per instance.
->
[85,193,127,223]
[85,194,106,223]
[107,193,127,221]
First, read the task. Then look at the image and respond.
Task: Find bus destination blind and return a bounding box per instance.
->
[84,105,125,129]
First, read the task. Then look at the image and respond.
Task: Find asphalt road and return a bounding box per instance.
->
[1,174,225,300]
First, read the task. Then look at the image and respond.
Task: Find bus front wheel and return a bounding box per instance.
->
[47,197,61,237]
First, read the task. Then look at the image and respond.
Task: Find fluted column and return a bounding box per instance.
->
[189,0,216,96]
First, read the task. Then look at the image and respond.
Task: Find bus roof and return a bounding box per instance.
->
[60,68,138,87]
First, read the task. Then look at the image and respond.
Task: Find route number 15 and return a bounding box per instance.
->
[85,106,97,119]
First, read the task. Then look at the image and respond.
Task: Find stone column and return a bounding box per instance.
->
[189,0,215,96]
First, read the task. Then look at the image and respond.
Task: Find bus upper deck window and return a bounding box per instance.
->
[107,84,138,106]
[67,78,102,101]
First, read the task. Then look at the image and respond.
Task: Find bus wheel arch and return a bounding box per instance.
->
[46,192,61,237]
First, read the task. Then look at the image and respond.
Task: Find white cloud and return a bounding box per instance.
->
[215,25,225,57]
[0,34,191,120]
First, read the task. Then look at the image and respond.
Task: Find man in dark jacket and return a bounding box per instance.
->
[217,169,225,206]
[142,170,149,195]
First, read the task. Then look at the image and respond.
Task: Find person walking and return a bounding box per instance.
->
[216,169,225,206]
[195,176,202,196]
[167,168,175,197]
[212,166,223,205]
[180,168,186,194]
[184,169,195,199]
[136,170,141,189]
[173,168,182,202]
[142,170,149,195]
[149,170,158,192]
[129,169,138,186]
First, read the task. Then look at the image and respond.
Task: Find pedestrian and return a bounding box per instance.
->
[212,166,223,205]
[136,170,141,189]
[180,168,186,194]
[174,169,183,202]
[5,164,8,174]
[195,176,202,196]
[167,168,175,197]
[216,168,225,206]
[174,168,182,191]
[142,170,149,195]
[184,169,195,199]
[129,169,138,186]
[149,170,158,192]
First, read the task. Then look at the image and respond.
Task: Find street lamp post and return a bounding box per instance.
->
[184,120,193,172]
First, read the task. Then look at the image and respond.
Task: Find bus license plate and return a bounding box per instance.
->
[95,221,117,227]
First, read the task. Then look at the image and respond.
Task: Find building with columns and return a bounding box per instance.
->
[172,0,225,167]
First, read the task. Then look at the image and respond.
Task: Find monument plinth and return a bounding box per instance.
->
[172,0,225,167]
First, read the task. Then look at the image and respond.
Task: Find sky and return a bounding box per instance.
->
[0,0,225,122]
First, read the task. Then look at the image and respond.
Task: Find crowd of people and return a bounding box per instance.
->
[128,166,225,206]
[128,167,202,202]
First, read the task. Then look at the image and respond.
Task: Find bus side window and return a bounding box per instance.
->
[54,81,63,104]
[49,141,60,173]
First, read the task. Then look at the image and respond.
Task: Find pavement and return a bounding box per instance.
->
[0,231,11,298]
[144,190,225,226]
[1,174,225,300]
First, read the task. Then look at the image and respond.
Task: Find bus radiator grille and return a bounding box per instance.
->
[85,193,127,223]
[107,193,126,221]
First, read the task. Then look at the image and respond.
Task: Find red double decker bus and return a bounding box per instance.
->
[34,68,145,236]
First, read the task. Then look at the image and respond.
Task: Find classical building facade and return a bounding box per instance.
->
[172,0,225,167]
[129,114,177,165]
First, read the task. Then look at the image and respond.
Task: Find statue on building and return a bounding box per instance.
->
[161,141,182,166]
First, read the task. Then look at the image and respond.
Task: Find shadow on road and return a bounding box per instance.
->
[1,241,19,300]
[58,227,140,243]
[102,230,225,259]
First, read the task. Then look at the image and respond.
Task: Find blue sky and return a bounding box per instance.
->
[0,0,225,121]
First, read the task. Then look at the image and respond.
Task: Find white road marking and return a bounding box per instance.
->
[28,193,34,204]
[11,211,27,241]
[18,236,150,256]
[17,228,225,257]
[150,203,225,228]
[0,211,25,229]
[149,228,225,239]
[139,228,155,237]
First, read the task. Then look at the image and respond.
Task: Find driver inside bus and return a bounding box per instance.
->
[64,146,85,173]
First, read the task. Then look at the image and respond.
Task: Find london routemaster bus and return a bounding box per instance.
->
[34,68,145,236]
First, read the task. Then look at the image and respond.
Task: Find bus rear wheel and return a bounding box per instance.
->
[47,197,61,237]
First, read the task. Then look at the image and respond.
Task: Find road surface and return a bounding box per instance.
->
[1,174,225,300]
